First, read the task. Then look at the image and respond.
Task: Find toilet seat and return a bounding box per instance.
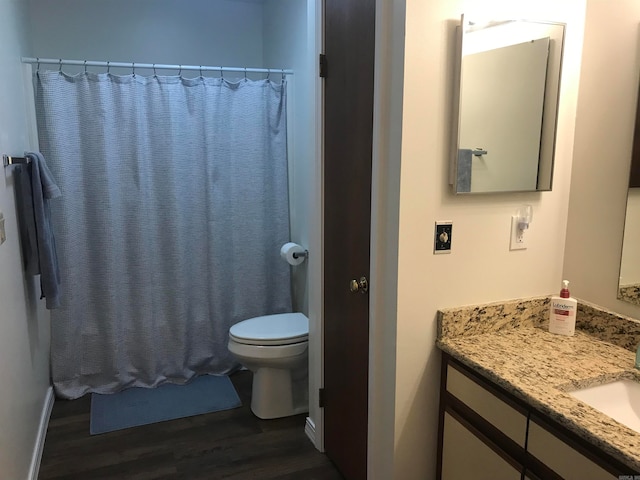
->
[229,312,309,346]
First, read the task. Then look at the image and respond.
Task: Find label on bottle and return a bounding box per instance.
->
[549,299,577,336]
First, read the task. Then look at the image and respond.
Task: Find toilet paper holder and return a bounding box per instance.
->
[292,250,309,259]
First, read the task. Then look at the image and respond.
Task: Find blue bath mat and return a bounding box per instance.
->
[90,375,241,435]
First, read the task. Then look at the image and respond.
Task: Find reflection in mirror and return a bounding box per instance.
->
[450,16,566,194]
[619,83,640,306]
[620,190,640,305]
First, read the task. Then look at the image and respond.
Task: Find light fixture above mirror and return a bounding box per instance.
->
[450,15,566,194]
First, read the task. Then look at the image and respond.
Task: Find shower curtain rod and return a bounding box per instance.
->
[22,57,294,76]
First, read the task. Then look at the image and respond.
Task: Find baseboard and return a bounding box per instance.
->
[29,386,54,480]
[305,416,316,446]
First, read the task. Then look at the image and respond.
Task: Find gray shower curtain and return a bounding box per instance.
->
[34,70,292,399]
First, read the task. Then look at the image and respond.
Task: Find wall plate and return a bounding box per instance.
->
[434,221,453,254]
[509,215,527,250]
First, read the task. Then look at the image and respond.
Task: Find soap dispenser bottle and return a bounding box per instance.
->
[549,280,577,336]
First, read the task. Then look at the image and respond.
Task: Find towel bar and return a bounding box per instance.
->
[472,149,488,156]
[3,154,30,167]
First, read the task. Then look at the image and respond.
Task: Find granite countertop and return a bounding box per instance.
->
[437,297,640,473]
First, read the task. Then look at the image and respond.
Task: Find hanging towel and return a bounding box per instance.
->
[456,148,473,193]
[16,152,62,309]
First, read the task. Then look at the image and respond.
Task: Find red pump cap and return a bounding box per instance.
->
[560,280,570,298]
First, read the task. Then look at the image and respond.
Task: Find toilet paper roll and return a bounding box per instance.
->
[280,242,306,266]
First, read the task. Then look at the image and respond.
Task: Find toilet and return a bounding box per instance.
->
[228,312,309,419]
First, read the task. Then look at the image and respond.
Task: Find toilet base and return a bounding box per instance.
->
[251,366,309,419]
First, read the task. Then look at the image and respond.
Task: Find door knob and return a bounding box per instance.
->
[349,276,368,294]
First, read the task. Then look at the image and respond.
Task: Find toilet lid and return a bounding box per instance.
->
[229,312,309,346]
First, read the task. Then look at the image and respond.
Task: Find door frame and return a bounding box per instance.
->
[306,0,326,453]
[306,0,404,478]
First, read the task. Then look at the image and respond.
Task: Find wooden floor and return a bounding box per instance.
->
[39,371,344,480]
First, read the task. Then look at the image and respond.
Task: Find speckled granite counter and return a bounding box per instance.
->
[437,297,640,472]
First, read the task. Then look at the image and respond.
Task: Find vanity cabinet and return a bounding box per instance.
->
[437,353,635,479]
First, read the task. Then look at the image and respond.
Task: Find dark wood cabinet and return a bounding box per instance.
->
[437,353,636,479]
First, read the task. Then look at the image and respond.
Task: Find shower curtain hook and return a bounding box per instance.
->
[132,62,136,78]
[59,59,62,72]
[178,65,182,76]
[199,65,203,77]
[220,67,224,79]
[107,61,110,74]
[36,58,40,73]
[267,68,271,80]
[153,63,157,77]
[84,60,87,73]
[281,69,285,81]
[244,67,247,80]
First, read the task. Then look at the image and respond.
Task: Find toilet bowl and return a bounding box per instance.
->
[228,312,309,419]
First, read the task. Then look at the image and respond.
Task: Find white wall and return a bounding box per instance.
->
[386,0,586,477]
[27,0,264,73]
[564,0,640,319]
[263,0,311,316]
[0,0,52,478]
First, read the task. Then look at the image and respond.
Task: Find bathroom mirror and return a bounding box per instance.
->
[618,83,640,306]
[450,16,566,194]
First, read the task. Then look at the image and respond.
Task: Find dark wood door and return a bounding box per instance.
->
[323,0,375,478]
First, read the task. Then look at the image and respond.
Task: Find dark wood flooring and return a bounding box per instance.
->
[39,371,344,480]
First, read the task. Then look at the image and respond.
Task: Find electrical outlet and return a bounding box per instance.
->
[434,221,453,254]
[509,215,527,250]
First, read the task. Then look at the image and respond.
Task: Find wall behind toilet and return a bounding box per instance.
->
[263,0,312,315]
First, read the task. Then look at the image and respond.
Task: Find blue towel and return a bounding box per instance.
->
[17,152,62,309]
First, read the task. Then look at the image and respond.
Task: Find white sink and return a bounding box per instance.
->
[569,379,640,434]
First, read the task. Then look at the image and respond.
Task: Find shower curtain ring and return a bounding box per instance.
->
[200,65,203,77]
[267,68,271,80]
[84,60,88,73]
[244,67,247,80]
[36,58,40,72]
[59,59,62,72]
[281,69,285,81]
[107,61,110,74]
[178,65,182,76]
[132,62,136,77]
[153,63,157,76]
[220,68,224,79]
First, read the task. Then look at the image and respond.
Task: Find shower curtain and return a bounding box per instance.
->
[34,70,292,399]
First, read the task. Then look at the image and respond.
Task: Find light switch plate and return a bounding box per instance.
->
[434,221,453,254]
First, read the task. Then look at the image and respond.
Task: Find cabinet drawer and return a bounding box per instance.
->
[527,419,617,479]
[441,411,522,480]
[446,364,527,447]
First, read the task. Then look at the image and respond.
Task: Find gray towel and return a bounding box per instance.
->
[456,149,473,193]
[16,152,62,309]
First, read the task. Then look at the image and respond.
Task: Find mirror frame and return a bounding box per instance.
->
[450,15,566,194]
